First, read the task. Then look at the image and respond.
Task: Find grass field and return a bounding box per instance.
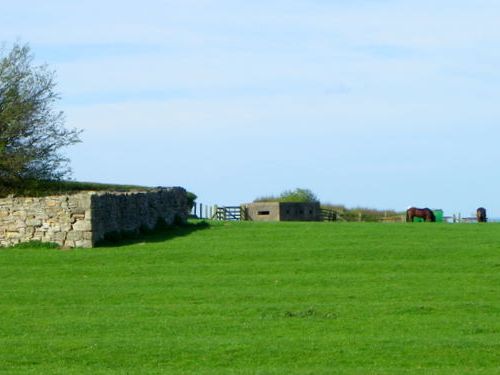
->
[1,221,500,374]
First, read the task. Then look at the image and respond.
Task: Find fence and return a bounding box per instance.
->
[191,203,216,220]
[191,204,242,221]
[213,206,242,221]
[320,208,341,221]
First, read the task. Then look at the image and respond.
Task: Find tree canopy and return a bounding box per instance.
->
[254,188,319,203]
[0,43,81,186]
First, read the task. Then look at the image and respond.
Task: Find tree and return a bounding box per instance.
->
[278,188,319,203]
[0,43,81,185]
[254,188,319,203]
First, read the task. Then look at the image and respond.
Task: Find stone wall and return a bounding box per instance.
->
[91,187,188,244]
[0,187,188,248]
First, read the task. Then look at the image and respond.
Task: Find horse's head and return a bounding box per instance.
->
[429,210,436,222]
[424,208,436,222]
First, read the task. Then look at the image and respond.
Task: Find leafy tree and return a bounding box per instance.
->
[254,188,319,203]
[0,43,81,186]
[278,188,319,203]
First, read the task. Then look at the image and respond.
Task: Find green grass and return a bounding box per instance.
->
[0,179,151,198]
[1,221,500,374]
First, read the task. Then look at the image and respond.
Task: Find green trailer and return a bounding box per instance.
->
[433,209,444,222]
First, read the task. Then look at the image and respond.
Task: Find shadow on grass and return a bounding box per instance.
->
[94,220,211,248]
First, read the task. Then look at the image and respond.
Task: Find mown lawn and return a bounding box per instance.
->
[1,221,500,374]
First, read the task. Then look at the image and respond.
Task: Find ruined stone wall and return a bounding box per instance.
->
[91,187,188,244]
[0,187,188,248]
[0,193,93,248]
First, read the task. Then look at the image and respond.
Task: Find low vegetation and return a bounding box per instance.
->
[0,179,198,211]
[322,203,403,222]
[254,188,319,203]
[0,179,150,198]
[1,221,499,373]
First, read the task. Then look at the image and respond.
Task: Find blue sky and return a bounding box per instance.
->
[2,0,500,217]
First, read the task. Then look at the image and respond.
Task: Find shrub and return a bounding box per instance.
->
[186,191,197,210]
[321,203,403,222]
[254,188,319,203]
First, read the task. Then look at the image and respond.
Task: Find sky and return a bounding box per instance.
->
[1,0,500,217]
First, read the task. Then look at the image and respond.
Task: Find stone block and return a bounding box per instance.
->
[26,218,42,227]
[71,214,85,221]
[64,240,75,248]
[75,240,92,248]
[66,231,83,241]
[61,223,72,232]
[12,210,27,217]
[52,232,67,242]
[6,231,21,239]
[46,200,60,208]
[49,225,61,232]
[7,223,24,231]
[73,220,92,231]
[35,227,47,235]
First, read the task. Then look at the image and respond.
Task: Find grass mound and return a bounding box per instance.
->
[0,179,150,198]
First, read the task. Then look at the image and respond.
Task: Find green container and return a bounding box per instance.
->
[433,209,444,223]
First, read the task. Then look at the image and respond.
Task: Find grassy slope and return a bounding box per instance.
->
[1,222,500,374]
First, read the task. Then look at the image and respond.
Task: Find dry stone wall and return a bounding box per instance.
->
[90,187,188,245]
[0,187,188,248]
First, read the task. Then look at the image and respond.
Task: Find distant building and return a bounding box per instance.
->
[242,202,321,222]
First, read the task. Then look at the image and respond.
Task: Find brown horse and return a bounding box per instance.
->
[476,207,487,223]
[406,207,436,222]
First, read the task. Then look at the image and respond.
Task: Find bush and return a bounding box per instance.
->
[186,191,197,210]
[321,203,403,222]
[254,188,319,203]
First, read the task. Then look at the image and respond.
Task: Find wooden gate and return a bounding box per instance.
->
[213,206,242,221]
